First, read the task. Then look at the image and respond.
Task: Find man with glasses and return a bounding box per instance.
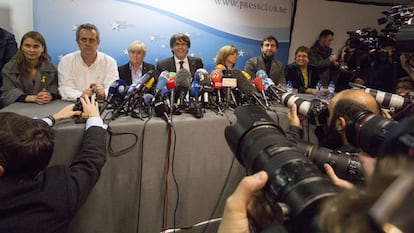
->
[156,33,203,77]
[244,35,286,87]
[58,23,119,101]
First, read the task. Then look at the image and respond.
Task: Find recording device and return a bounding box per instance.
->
[225,104,336,233]
[232,68,266,108]
[294,140,363,181]
[99,79,128,114]
[210,69,224,105]
[281,93,329,126]
[175,68,191,110]
[252,76,270,107]
[256,69,282,101]
[189,69,203,118]
[346,111,414,157]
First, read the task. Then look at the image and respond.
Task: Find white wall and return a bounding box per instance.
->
[0,0,32,45]
[289,0,390,62]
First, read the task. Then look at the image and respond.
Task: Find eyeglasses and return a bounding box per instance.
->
[79,38,98,44]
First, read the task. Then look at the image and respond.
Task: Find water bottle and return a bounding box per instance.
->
[316,80,322,99]
[286,81,293,93]
[327,80,335,100]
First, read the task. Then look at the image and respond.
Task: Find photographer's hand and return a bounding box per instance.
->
[288,103,301,128]
[52,104,81,122]
[324,163,354,190]
[218,171,268,233]
[79,95,100,119]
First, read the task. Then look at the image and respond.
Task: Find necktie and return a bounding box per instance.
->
[179,60,184,70]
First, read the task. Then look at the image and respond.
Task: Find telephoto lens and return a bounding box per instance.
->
[346,111,398,157]
[225,105,336,233]
[295,140,363,181]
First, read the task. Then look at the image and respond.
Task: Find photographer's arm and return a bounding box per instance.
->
[66,96,107,211]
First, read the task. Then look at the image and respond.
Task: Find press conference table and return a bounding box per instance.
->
[1,100,293,233]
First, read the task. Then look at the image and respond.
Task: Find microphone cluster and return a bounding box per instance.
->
[98,68,332,126]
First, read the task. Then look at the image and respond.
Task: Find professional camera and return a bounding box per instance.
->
[346,111,414,157]
[225,105,336,233]
[294,140,363,181]
[281,93,329,126]
[347,28,380,52]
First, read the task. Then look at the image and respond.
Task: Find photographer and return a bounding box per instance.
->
[287,89,381,188]
[0,95,107,233]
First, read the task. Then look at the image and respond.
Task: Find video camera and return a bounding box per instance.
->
[225,105,336,233]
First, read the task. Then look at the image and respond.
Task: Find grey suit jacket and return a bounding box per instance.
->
[244,56,286,86]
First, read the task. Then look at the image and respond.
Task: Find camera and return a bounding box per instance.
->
[225,105,336,232]
[294,140,363,181]
[346,111,414,157]
[73,97,84,112]
[281,93,329,126]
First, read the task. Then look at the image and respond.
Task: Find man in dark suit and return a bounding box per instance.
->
[0,95,107,233]
[244,35,286,87]
[156,33,203,78]
[118,40,155,86]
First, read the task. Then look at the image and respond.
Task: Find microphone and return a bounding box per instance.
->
[175,68,191,109]
[190,69,203,118]
[252,76,270,107]
[155,70,169,95]
[256,69,280,101]
[241,70,252,80]
[349,82,408,110]
[167,77,176,115]
[100,79,128,114]
[232,69,265,107]
[133,70,156,95]
[199,70,213,106]
[143,93,154,116]
[210,70,224,105]
[129,77,155,111]
[154,92,172,125]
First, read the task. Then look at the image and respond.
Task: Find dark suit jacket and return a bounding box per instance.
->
[0,126,107,233]
[156,56,204,78]
[118,61,155,85]
[285,62,320,93]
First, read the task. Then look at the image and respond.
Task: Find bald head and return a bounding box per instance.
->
[328,89,380,123]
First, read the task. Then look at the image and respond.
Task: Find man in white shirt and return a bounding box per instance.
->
[58,23,119,101]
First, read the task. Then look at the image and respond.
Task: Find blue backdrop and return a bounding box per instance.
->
[34,0,292,73]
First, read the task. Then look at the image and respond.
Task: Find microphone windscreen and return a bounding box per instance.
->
[253,77,265,92]
[210,70,223,89]
[169,72,176,79]
[194,68,208,82]
[215,64,226,71]
[143,93,154,106]
[233,69,255,95]
[242,70,251,80]
[255,70,268,79]
[157,76,169,91]
[109,79,128,98]
[167,78,176,90]
[176,68,191,89]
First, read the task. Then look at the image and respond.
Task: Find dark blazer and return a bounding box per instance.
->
[244,55,286,86]
[118,61,155,85]
[156,56,204,78]
[285,62,320,93]
[0,126,106,233]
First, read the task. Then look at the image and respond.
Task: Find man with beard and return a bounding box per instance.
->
[287,89,381,188]
[244,35,286,87]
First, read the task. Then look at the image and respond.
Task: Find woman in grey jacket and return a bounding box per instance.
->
[1,31,58,106]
